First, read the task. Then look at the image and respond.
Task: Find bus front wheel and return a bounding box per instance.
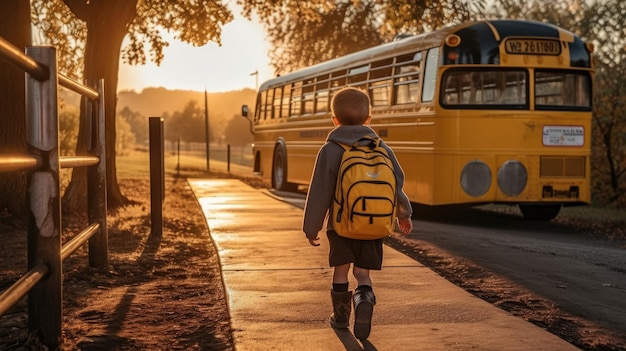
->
[519,204,561,221]
[272,144,297,192]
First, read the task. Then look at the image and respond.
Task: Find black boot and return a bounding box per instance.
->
[330,289,352,328]
[353,286,376,340]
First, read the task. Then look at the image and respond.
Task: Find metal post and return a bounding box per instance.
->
[204,89,210,171]
[176,134,180,176]
[25,46,62,348]
[227,144,231,173]
[250,70,258,90]
[149,117,164,237]
[87,79,108,269]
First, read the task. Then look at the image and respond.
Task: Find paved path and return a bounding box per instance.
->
[189,178,581,351]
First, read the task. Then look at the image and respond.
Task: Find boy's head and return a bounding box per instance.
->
[331,87,371,126]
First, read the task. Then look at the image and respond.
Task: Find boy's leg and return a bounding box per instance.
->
[352,267,376,340]
[350,238,382,340]
[333,263,350,284]
[330,263,352,328]
[352,266,372,287]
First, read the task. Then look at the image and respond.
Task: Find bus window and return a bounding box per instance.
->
[315,77,330,113]
[303,79,315,114]
[273,87,282,119]
[303,93,314,114]
[394,65,420,104]
[441,69,527,108]
[260,90,271,120]
[371,80,392,106]
[316,90,329,112]
[290,82,302,117]
[282,86,291,117]
[535,70,591,110]
[370,61,393,106]
[349,64,369,89]
[393,52,421,104]
[254,93,262,121]
[331,71,348,102]
[422,47,439,102]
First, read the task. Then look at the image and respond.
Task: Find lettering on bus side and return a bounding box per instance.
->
[300,130,327,138]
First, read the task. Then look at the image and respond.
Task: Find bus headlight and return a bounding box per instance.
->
[498,160,527,196]
[460,160,491,197]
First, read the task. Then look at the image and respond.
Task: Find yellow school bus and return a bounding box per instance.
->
[243,20,593,220]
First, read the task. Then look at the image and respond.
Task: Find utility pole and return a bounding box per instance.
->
[250,70,258,90]
[204,88,210,172]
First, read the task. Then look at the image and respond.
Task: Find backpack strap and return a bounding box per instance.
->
[333,141,351,152]
[356,135,380,149]
[333,136,381,151]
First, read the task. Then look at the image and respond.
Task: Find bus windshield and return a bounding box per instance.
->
[535,70,591,111]
[441,68,592,111]
[441,69,527,108]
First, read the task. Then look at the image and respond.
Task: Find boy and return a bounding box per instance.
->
[302,87,413,341]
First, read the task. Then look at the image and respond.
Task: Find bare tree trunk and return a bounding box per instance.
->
[62,0,138,211]
[0,0,31,217]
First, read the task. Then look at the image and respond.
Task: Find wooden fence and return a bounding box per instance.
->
[0,37,108,349]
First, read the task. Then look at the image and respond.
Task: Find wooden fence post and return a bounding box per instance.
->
[25,46,62,348]
[149,117,164,237]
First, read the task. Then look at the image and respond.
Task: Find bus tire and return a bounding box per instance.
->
[272,143,297,192]
[519,204,561,221]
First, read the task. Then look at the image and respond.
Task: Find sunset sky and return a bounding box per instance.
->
[117,5,274,94]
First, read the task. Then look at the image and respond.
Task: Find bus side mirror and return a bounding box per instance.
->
[241,104,254,135]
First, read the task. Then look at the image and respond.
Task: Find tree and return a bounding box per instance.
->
[31,0,233,209]
[223,115,254,147]
[487,0,626,207]
[165,100,213,145]
[59,107,80,156]
[238,0,484,73]
[0,0,31,216]
[586,0,626,206]
[119,106,149,146]
[116,113,136,156]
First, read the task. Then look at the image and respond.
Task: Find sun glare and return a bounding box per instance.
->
[117,9,272,93]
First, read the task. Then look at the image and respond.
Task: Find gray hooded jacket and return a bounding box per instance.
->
[302,125,412,240]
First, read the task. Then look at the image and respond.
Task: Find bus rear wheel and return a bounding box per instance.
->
[272,144,297,192]
[519,204,561,221]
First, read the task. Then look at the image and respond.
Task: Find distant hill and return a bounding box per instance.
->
[117,87,257,120]
[59,86,257,140]
[60,86,257,124]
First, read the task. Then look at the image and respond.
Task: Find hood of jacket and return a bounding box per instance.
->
[326,125,378,146]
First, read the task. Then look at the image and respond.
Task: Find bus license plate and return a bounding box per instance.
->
[505,39,561,55]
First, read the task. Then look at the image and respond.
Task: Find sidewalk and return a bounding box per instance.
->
[188,179,580,351]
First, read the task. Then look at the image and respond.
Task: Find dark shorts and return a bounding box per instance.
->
[326,230,383,270]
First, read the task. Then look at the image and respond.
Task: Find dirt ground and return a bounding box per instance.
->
[1,174,625,350]
[1,176,237,350]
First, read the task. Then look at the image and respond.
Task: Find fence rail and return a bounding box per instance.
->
[0,35,108,349]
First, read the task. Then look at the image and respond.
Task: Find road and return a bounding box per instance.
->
[405,206,626,337]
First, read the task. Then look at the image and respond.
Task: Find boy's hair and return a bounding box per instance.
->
[331,87,371,126]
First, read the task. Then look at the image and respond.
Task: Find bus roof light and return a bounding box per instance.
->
[445,34,461,47]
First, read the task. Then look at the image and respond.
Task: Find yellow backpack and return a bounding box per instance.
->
[332,136,397,240]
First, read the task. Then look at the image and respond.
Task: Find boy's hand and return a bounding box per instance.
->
[397,217,413,235]
[308,236,320,246]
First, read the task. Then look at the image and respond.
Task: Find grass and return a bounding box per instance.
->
[114,147,625,243]
[116,145,253,179]
[561,205,626,222]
